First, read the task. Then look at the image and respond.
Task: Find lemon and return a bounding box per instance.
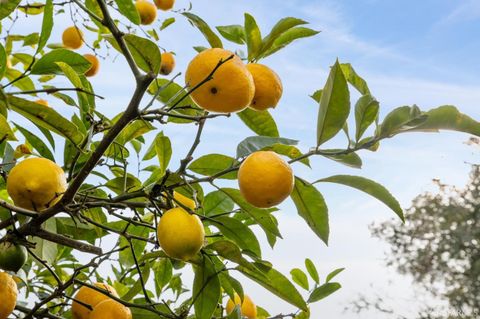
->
[135,0,157,25]
[160,52,175,76]
[0,272,17,319]
[154,0,175,10]
[62,26,83,50]
[238,151,294,208]
[84,54,100,77]
[89,299,131,319]
[185,48,255,113]
[246,63,283,111]
[72,283,118,319]
[157,207,204,261]
[0,242,27,273]
[226,294,257,319]
[7,158,67,211]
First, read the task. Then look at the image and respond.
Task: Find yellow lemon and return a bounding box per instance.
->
[72,283,118,319]
[238,151,294,208]
[136,0,157,25]
[83,54,100,77]
[226,294,257,319]
[6,157,67,211]
[157,207,204,261]
[246,63,283,111]
[0,272,17,319]
[185,48,255,113]
[89,299,131,319]
[154,0,175,10]
[62,26,83,50]
[160,52,175,75]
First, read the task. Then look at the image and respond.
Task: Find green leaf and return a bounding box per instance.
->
[0,114,16,141]
[407,105,480,137]
[216,24,246,44]
[15,124,54,161]
[317,60,350,146]
[55,62,91,117]
[37,0,53,53]
[221,188,281,238]
[320,149,362,169]
[305,258,319,284]
[0,0,21,20]
[326,267,345,282]
[121,265,150,301]
[316,175,404,222]
[154,134,172,177]
[153,258,173,297]
[193,256,221,319]
[124,34,161,75]
[237,108,279,137]
[378,105,428,138]
[31,219,57,264]
[203,190,234,217]
[236,136,298,158]
[258,17,308,58]
[354,94,379,142]
[6,96,83,145]
[340,63,370,95]
[290,177,329,244]
[188,154,238,179]
[244,13,262,61]
[31,49,91,75]
[308,282,341,303]
[118,225,150,267]
[5,68,35,91]
[267,144,310,167]
[115,0,140,25]
[160,17,175,31]
[0,43,6,80]
[262,27,319,58]
[206,240,253,269]
[182,12,223,48]
[290,268,309,290]
[236,265,308,311]
[209,216,261,257]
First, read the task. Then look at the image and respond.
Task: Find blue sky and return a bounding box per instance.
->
[4,0,480,318]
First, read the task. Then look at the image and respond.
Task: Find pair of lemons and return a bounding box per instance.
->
[186,48,283,114]
[72,283,130,319]
[135,0,175,25]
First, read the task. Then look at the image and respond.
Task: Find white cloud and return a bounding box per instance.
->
[439,0,480,24]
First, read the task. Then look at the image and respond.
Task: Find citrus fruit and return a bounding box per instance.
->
[160,52,175,75]
[154,0,174,10]
[89,299,131,319]
[35,99,49,107]
[62,26,83,50]
[226,294,257,319]
[0,272,17,319]
[246,63,283,111]
[6,157,67,211]
[135,0,157,25]
[72,283,118,319]
[185,48,255,113]
[238,151,294,208]
[157,207,204,261]
[84,54,100,77]
[0,242,27,273]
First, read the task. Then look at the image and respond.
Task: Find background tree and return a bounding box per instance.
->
[0,1,479,319]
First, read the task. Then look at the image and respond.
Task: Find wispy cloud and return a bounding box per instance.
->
[439,0,480,25]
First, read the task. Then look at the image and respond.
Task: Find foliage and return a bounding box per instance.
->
[0,1,478,319]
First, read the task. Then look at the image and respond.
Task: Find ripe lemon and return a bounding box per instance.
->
[0,272,17,319]
[90,299,131,319]
[238,151,294,208]
[72,283,118,319]
[157,207,205,261]
[246,63,283,111]
[62,26,83,50]
[6,157,67,211]
[226,294,257,319]
[160,52,175,75]
[83,54,100,77]
[185,48,255,113]
[35,99,49,107]
[136,0,157,25]
[154,0,174,10]
[0,242,27,273]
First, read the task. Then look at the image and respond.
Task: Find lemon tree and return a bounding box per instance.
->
[0,1,479,319]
